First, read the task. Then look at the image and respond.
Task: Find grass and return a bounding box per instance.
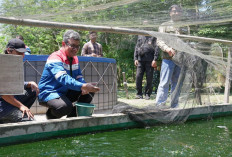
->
[117,82,232,108]
[117,82,156,108]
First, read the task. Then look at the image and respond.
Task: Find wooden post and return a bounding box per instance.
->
[224,47,232,103]
[122,72,129,99]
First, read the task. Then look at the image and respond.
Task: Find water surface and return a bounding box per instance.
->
[1,116,232,157]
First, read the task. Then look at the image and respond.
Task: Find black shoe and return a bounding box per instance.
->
[67,106,77,117]
[135,95,143,99]
[46,108,57,119]
[145,95,150,100]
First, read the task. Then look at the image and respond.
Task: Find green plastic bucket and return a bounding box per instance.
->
[75,102,95,116]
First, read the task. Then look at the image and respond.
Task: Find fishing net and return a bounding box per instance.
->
[0,0,232,125]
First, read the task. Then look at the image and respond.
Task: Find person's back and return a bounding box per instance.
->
[134,35,158,61]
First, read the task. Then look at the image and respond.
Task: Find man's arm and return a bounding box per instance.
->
[157,25,176,57]
[98,44,103,57]
[151,43,160,69]
[134,36,142,66]
[81,83,100,95]
[81,43,89,56]
[153,45,160,61]
[25,81,39,96]
[48,61,85,91]
[1,95,34,119]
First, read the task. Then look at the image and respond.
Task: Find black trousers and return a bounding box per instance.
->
[44,90,94,118]
[136,61,154,96]
[0,88,37,123]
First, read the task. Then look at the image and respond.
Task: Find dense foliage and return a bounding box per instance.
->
[0,0,231,86]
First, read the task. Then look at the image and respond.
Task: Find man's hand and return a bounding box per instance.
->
[91,53,98,57]
[19,105,34,120]
[166,48,176,57]
[81,83,100,95]
[81,89,89,95]
[89,82,98,86]
[134,60,138,66]
[151,60,157,70]
[28,81,39,96]
[1,95,34,120]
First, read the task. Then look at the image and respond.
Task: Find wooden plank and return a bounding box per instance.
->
[122,72,129,99]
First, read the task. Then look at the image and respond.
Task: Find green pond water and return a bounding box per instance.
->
[1,116,232,157]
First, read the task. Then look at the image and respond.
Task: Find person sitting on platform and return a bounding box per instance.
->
[38,30,100,119]
[0,38,39,124]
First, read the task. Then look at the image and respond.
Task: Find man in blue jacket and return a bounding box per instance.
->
[38,30,100,119]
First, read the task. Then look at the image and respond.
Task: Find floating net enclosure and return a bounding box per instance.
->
[23,56,117,114]
[0,0,232,124]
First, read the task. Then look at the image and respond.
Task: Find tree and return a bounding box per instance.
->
[0,0,231,87]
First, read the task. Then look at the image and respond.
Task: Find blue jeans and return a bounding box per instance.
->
[155,59,181,108]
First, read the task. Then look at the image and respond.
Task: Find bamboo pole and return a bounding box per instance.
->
[122,72,129,99]
[224,47,232,103]
[0,16,232,45]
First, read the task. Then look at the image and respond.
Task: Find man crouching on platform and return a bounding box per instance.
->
[0,38,39,123]
[38,30,100,119]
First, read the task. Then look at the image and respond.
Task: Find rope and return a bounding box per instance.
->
[23,60,42,76]
[81,61,117,93]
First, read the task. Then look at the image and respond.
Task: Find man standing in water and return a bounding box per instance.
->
[155,5,189,108]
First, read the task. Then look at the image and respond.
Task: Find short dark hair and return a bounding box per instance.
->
[63,30,81,44]
[89,31,97,35]
[4,48,13,54]
[169,5,182,13]
[16,35,24,41]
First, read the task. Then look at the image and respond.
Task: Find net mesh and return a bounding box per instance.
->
[0,0,231,27]
[0,0,232,125]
